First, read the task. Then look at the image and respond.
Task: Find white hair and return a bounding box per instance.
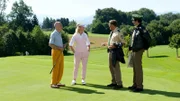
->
[54,21,62,27]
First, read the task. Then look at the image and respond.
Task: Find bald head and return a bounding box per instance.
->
[54,21,63,32]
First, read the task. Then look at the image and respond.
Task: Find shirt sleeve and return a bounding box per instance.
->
[49,33,55,44]
[118,33,126,44]
[85,34,90,46]
[69,35,76,46]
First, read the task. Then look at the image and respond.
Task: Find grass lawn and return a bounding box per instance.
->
[0,46,180,101]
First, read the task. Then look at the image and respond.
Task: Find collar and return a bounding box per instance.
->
[112,27,120,33]
[55,29,61,33]
[77,32,85,35]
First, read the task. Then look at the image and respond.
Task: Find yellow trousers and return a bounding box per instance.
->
[51,49,64,85]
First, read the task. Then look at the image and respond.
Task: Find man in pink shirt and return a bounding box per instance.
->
[69,23,90,85]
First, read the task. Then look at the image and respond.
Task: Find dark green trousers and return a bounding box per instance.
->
[132,49,144,88]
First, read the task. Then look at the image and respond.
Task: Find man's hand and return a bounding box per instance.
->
[57,47,64,51]
[101,42,107,46]
[63,43,67,48]
[108,45,116,49]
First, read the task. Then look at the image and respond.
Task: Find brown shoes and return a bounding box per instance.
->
[50,83,65,88]
[57,83,66,87]
[51,84,60,88]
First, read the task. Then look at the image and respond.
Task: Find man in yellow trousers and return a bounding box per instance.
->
[49,21,66,88]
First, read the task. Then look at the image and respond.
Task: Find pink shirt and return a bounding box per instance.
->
[69,32,90,52]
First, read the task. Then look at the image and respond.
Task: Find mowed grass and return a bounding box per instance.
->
[0,46,180,101]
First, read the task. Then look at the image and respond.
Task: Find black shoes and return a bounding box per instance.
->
[107,83,117,87]
[128,86,143,92]
[133,88,143,92]
[113,85,123,90]
[128,86,136,90]
[107,83,123,89]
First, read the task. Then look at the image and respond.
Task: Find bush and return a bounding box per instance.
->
[15,52,23,56]
[61,31,69,55]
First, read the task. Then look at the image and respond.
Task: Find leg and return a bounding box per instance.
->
[73,52,81,80]
[81,51,89,80]
[132,52,137,87]
[114,62,122,86]
[134,49,144,89]
[57,51,64,84]
[51,49,61,85]
[108,53,116,84]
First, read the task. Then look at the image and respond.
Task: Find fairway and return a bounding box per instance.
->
[0,46,180,101]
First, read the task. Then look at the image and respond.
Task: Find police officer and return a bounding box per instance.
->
[106,20,126,90]
[128,14,151,92]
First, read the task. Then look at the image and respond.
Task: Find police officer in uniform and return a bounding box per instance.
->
[128,14,151,92]
[106,20,126,89]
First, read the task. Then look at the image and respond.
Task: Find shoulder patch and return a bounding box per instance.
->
[143,29,147,33]
[120,34,124,39]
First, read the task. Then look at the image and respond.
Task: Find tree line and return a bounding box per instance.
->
[0,0,69,57]
[89,8,180,57]
[0,0,179,57]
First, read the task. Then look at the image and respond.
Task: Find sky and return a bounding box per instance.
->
[5,0,180,24]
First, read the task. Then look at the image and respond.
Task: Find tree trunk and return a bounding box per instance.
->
[176,48,179,58]
[146,49,149,58]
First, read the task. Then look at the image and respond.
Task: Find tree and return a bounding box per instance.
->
[31,25,47,54]
[147,20,167,45]
[159,13,180,25]
[120,24,134,36]
[61,31,69,54]
[2,30,19,56]
[0,0,8,25]
[91,8,122,34]
[8,0,36,32]
[16,29,28,54]
[31,15,39,28]
[56,18,69,27]
[97,8,121,24]
[42,17,55,30]
[64,20,76,34]
[169,34,180,58]
[138,8,157,23]
[169,19,180,35]
[91,20,106,34]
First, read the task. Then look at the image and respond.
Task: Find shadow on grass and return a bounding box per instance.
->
[85,83,180,98]
[85,83,109,89]
[60,86,105,94]
[137,89,180,98]
[85,83,129,91]
[149,55,169,58]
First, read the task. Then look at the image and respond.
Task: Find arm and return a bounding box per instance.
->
[49,43,63,51]
[69,46,75,53]
[69,35,75,53]
[118,33,126,46]
[85,34,91,51]
[108,33,126,49]
[142,29,151,44]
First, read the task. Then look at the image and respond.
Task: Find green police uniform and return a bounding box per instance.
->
[129,14,147,92]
